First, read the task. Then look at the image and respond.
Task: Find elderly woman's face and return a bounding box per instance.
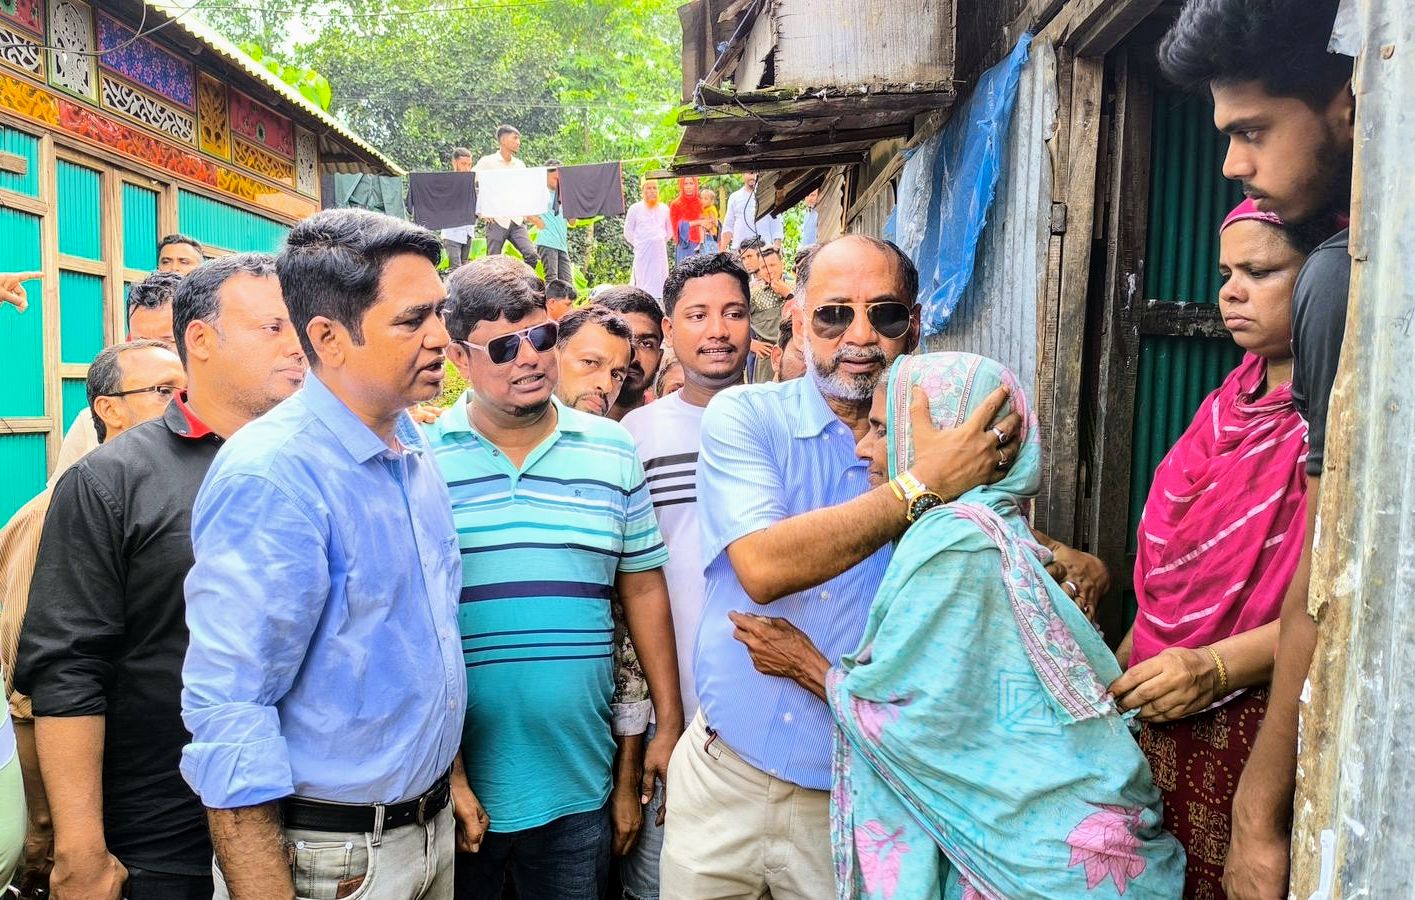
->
[855,382,890,486]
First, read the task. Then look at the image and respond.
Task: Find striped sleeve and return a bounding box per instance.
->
[618,453,668,573]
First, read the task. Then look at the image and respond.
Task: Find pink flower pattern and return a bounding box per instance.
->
[1065,804,1148,894]
[855,820,910,899]
[851,695,901,743]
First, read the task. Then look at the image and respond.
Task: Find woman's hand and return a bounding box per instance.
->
[1043,540,1112,620]
[1108,646,1221,722]
[729,612,830,700]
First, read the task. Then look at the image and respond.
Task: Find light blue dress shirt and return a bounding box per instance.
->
[695,377,892,790]
[801,207,818,246]
[180,372,466,809]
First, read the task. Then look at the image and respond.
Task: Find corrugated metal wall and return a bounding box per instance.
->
[178,190,289,253]
[0,206,44,417]
[0,124,40,198]
[921,38,1056,401]
[122,184,160,271]
[57,160,103,261]
[0,434,49,525]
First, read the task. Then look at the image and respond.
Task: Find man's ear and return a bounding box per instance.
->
[305,317,345,368]
[90,394,123,437]
[662,316,674,343]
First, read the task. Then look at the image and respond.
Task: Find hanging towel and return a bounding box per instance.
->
[408,172,477,231]
[475,167,553,221]
[559,162,625,219]
[331,173,408,218]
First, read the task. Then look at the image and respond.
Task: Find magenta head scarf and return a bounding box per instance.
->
[1129,201,1309,668]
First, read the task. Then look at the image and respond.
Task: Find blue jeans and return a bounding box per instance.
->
[454,804,610,900]
[619,724,663,900]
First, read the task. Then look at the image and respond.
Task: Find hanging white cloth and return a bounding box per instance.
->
[476,167,554,221]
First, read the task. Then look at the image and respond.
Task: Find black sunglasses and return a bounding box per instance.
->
[810,302,912,340]
[458,321,559,365]
[104,384,179,400]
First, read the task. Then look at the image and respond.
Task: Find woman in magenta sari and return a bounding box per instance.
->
[1109,199,1315,897]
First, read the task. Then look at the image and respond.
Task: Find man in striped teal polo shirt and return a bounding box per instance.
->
[423,260,683,900]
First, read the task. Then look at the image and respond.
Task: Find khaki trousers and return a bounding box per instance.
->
[660,711,833,900]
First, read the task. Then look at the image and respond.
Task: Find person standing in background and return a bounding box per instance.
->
[669,177,705,264]
[720,173,783,251]
[530,162,573,284]
[624,181,673,301]
[441,148,477,271]
[800,189,820,248]
[476,126,541,270]
[698,188,721,255]
[157,235,204,276]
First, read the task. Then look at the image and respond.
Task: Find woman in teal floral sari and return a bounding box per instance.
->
[731,352,1183,899]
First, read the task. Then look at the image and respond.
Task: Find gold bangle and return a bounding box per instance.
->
[1204,645,1229,696]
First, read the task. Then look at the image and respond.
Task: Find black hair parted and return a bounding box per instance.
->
[558,305,631,347]
[158,233,203,256]
[545,278,577,301]
[276,209,443,362]
[126,270,183,317]
[444,262,546,342]
[172,253,277,365]
[662,252,750,316]
[1158,0,1352,109]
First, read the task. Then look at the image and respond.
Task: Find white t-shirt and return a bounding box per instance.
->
[620,391,707,721]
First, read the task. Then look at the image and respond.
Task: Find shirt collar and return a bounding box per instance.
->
[165,391,215,440]
[791,376,840,439]
[304,370,422,464]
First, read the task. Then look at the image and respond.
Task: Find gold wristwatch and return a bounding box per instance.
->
[890,471,945,523]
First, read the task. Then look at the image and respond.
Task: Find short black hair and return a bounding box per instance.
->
[558,305,631,347]
[87,339,173,443]
[451,147,472,160]
[545,158,562,170]
[760,246,781,259]
[778,315,794,351]
[1158,0,1352,109]
[662,253,750,316]
[810,234,919,303]
[496,124,520,139]
[172,253,277,365]
[158,233,203,256]
[739,236,766,253]
[595,286,664,336]
[277,209,442,362]
[546,278,577,301]
[126,270,183,317]
[444,262,545,342]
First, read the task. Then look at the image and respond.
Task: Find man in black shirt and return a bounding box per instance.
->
[1159,2,1354,897]
[15,254,305,900]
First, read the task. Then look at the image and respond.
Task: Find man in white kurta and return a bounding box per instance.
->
[624,181,673,301]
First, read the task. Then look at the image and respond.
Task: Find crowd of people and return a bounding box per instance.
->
[0,0,1360,897]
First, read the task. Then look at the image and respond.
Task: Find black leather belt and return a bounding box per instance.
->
[281,772,451,834]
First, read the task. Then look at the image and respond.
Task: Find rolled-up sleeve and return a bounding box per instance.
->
[180,473,330,809]
[14,467,125,716]
[697,393,788,569]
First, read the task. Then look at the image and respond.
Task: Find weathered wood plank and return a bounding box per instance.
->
[1087,45,1152,639]
[1136,300,1229,338]
[1040,52,1104,545]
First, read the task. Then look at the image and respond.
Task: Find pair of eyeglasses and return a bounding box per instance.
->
[103,384,179,400]
[457,321,559,365]
[810,302,912,340]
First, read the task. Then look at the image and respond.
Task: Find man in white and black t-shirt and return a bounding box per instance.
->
[618,252,751,900]
[1159,2,1355,897]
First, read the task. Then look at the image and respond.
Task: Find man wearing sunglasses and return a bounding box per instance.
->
[661,235,1021,899]
[425,263,682,900]
[17,255,304,900]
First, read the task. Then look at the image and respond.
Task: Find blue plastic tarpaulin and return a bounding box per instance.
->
[886,33,1032,335]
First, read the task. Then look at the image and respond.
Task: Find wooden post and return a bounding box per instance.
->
[1288,2,1415,894]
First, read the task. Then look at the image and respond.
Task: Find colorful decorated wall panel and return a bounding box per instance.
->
[0,0,323,219]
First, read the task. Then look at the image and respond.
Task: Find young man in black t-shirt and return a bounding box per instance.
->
[1158,1,1355,897]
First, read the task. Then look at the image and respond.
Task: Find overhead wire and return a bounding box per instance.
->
[25,0,211,56]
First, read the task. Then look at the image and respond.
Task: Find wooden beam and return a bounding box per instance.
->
[0,150,27,177]
[38,133,61,471]
[1087,45,1153,640]
[1039,0,1164,56]
[683,88,954,124]
[667,151,868,177]
[673,123,914,164]
[1137,300,1228,338]
[0,417,53,434]
[1039,52,1104,545]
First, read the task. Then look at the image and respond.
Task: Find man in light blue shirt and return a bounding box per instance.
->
[801,187,820,247]
[181,210,477,900]
[721,172,785,251]
[660,235,1021,899]
[530,161,573,284]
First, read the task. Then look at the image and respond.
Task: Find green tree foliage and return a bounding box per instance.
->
[198,0,684,282]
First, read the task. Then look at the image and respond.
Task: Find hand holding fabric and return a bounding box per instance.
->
[1108,646,1220,722]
